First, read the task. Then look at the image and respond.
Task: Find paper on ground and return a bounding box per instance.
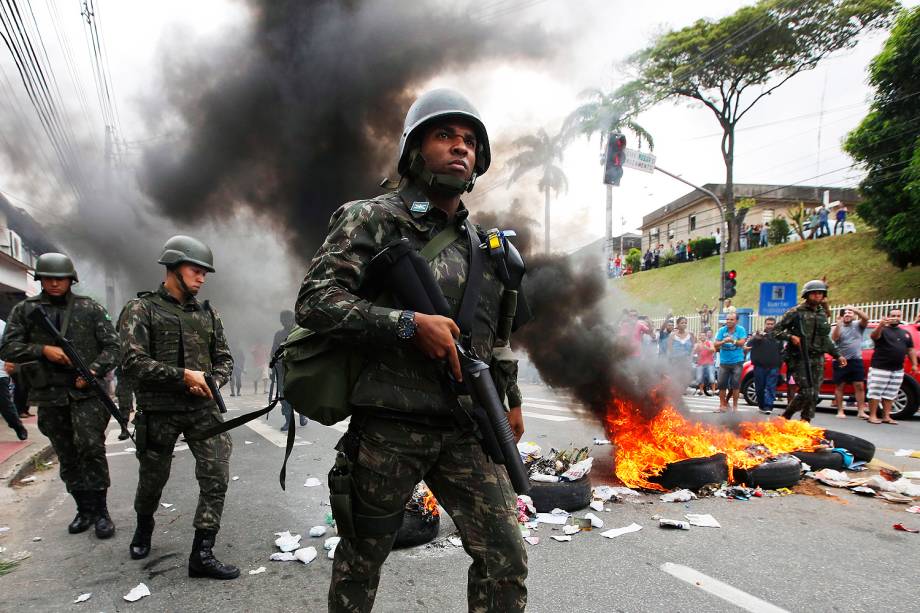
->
[232,476,240,481]
[562,524,580,535]
[304,477,322,487]
[589,500,604,512]
[161,502,174,509]
[660,489,697,502]
[550,535,572,542]
[123,583,151,602]
[685,514,721,528]
[72,593,92,603]
[448,535,463,547]
[535,513,569,525]
[584,513,604,528]
[894,449,916,457]
[270,552,296,561]
[244,440,254,445]
[274,531,302,552]
[324,536,341,550]
[294,546,317,564]
[524,536,540,545]
[309,526,327,537]
[249,566,267,575]
[600,523,643,539]
[19,476,36,483]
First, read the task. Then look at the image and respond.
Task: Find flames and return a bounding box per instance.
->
[421,488,440,517]
[408,483,440,518]
[604,394,826,490]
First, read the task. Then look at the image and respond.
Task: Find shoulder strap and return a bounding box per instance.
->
[60,292,76,337]
[419,223,461,262]
[455,219,484,338]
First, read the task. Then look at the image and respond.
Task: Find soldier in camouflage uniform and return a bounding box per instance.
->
[297,89,527,613]
[774,279,846,422]
[0,253,119,538]
[119,235,238,580]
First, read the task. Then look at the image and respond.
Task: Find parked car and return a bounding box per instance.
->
[741,322,920,419]
[786,219,856,242]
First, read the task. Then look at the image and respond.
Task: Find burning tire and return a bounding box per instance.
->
[527,477,592,513]
[791,450,845,470]
[652,453,728,491]
[734,454,802,489]
[820,430,875,462]
[393,510,440,549]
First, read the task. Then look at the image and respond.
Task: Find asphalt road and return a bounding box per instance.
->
[1,384,919,613]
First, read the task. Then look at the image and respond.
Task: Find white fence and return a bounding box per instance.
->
[650,298,920,335]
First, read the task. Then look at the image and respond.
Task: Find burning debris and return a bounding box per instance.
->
[522,445,593,482]
[405,483,439,519]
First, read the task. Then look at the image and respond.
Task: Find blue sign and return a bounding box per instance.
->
[759,282,797,316]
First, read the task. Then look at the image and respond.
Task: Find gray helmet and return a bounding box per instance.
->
[801,279,828,298]
[397,88,491,177]
[157,235,215,273]
[33,252,78,282]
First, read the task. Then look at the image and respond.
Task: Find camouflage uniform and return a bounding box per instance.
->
[0,292,119,492]
[115,367,134,421]
[297,180,526,613]
[774,302,839,421]
[119,284,234,530]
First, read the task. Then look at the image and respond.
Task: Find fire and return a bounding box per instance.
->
[604,395,826,490]
[421,488,440,517]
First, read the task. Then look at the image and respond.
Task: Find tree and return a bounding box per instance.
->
[844,7,920,268]
[788,202,809,241]
[626,247,642,273]
[767,216,790,244]
[507,128,568,252]
[629,0,898,252]
[564,83,654,256]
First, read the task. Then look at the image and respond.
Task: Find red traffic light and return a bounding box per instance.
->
[728,270,737,280]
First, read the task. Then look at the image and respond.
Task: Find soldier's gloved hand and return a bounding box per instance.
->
[413,313,462,382]
[75,370,95,389]
[42,345,72,366]
[507,406,524,442]
[183,369,214,399]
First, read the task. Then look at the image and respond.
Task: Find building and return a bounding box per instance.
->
[569,233,643,260]
[639,184,860,253]
[0,193,58,319]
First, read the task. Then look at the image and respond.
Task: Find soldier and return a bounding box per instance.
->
[0,253,119,538]
[774,279,846,422]
[297,89,527,612]
[119,235,238,580]
[114,367,134,440]
[271,309,305,431]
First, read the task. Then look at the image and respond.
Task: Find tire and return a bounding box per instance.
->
[791,450,845,470]
[651,453,728,491]
[820,429,875,462]
[891,377,919,420]
[527,476,592,513]
[741,373,757,406]
[393,511,440,549]
[734,454,802,489]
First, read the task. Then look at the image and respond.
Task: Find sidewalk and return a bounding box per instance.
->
[0,412,52,486]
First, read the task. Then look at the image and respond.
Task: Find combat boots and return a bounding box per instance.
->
[129,514,155,560]
[93,490,115,539]
[67,491,94,534]
[118,425,130,441]
[188,529,240,580]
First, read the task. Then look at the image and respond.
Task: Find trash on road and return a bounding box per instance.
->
[589,500,604,512]
[309,526,326,537]
[244,440,254,445]
[535,509,570,525]
[685,513,721,528]
[877,492,914,503]
[303,477,322,487]
[906,506,920,514]
[583,513,604,528]
[593,437,611,446]
[31,536,41,542]
[530,473,560,483]
[447,535,463,547]
[294,546,317,564]
[550,535,572,542]
[270,552,296,561]
[19,476,36,484]
[160,503,174,509]
[562,524,580,535]
[72,593,91,604]
[659,518,690,530]
[517,441,542,464]
[893,449,916,457]
[893,523,918,533]
[524,536,540,545]
[600,523,642,539]
[274,531,302,552]
[593,485,640,502]
[123,583,151,602]
[812,469,852,487]
[851,486,876,496]
[527,446,591,482]
[660,489,697,503]
[324,536,341,550]
[248,566,267,575]
[232,476,240,481]
[561,458,593,481]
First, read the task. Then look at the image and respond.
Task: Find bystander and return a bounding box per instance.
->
[746,317,782,415]
[714,312,748,413]
[694,328,717,396]
[867,309,917,424]
[832,306,869,418]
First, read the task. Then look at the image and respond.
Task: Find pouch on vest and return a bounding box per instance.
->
[18,360,50,389]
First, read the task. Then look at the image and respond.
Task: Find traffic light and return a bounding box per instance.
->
[603,132,627,186]
[722,269,737,299]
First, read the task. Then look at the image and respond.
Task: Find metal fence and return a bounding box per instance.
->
[650,298,920,335]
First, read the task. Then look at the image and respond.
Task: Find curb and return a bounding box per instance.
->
[7,443,55,487]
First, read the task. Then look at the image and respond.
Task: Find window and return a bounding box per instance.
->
[689,214,697,231]
[667,222,674,240]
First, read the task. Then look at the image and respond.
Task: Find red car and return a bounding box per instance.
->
[741,322,920,419]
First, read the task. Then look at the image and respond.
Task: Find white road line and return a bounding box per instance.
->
[522,402,576,413]
[661,563,789,613]
[244,418,313,448]
[522,411,576,422]
[328,418,350,433]
[523,396,573,405]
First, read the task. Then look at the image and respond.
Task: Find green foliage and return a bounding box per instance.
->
[768,216,790,244]
[690,237,716,258]
[0,559,19,576]
[626,247,642,273]
[506,128,568,195]
[788,203,808,241]
[844,7,920,269]
[662,248,677,266]
[564,83,655,150]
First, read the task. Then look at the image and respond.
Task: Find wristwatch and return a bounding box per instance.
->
[396,310,418,340]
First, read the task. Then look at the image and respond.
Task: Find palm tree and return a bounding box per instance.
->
[506,128,568,252]
[564,85,654,256]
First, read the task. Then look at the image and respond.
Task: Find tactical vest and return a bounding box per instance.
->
[134,292,216,412]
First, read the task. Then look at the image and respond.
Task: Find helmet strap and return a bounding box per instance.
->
[406,150,477,195]
[169,266,193,301]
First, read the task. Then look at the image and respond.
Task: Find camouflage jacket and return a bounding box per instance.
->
[774,302,839,360]
[119,284,233,412]
[0,291,119,406]
[296,180,522,416]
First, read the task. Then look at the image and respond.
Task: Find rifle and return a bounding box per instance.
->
[204,374,227,414]
[796,313,813,389]
[28,306,133,439]
[370,240,530,495]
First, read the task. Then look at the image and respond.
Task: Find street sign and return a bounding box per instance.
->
[759,282,797,316]
[623,148,656,173]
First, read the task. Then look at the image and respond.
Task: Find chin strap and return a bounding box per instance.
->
[169,267,193,301]
[405,150,477,195]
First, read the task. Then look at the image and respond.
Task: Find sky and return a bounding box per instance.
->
[0,0,913,337]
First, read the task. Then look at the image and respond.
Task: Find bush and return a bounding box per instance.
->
[626,247,642,273]
[768,216,790,245]
[661,248,676,266]
[689,237,716,258]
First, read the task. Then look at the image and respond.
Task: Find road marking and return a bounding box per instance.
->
[523,396,573,405]
[244,418,313,448]
[522,402,576,413]
[661,563,789,613]
[328,418,350,433]
[522,411,576,422]
[106,444,189,458]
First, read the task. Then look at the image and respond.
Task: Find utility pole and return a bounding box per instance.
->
[605,184,613,259]
[103,125,117,315]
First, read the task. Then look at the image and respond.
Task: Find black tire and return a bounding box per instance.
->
[820,429,875,462]
[741,373,757,406]
[891,377,920,420]
[393,511,439,549]
[791,450,845,470]
[734,454,802,489]
[527,476,592,513]
[651,453,728,491]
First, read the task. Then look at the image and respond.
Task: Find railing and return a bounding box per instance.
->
[649,298,920,335]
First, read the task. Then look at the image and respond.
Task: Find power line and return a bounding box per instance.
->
[45,0,98,144]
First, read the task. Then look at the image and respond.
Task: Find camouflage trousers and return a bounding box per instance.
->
[37,398,111,492]
[116,385,133,421]
[133,408,232,530]
[783,357,826,421]
[330,415,527,613]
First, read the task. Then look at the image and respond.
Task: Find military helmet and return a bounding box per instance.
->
[33,252,78,282]
[157,235,215,273]
[801,279,828,298]
[397,88,491,177]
